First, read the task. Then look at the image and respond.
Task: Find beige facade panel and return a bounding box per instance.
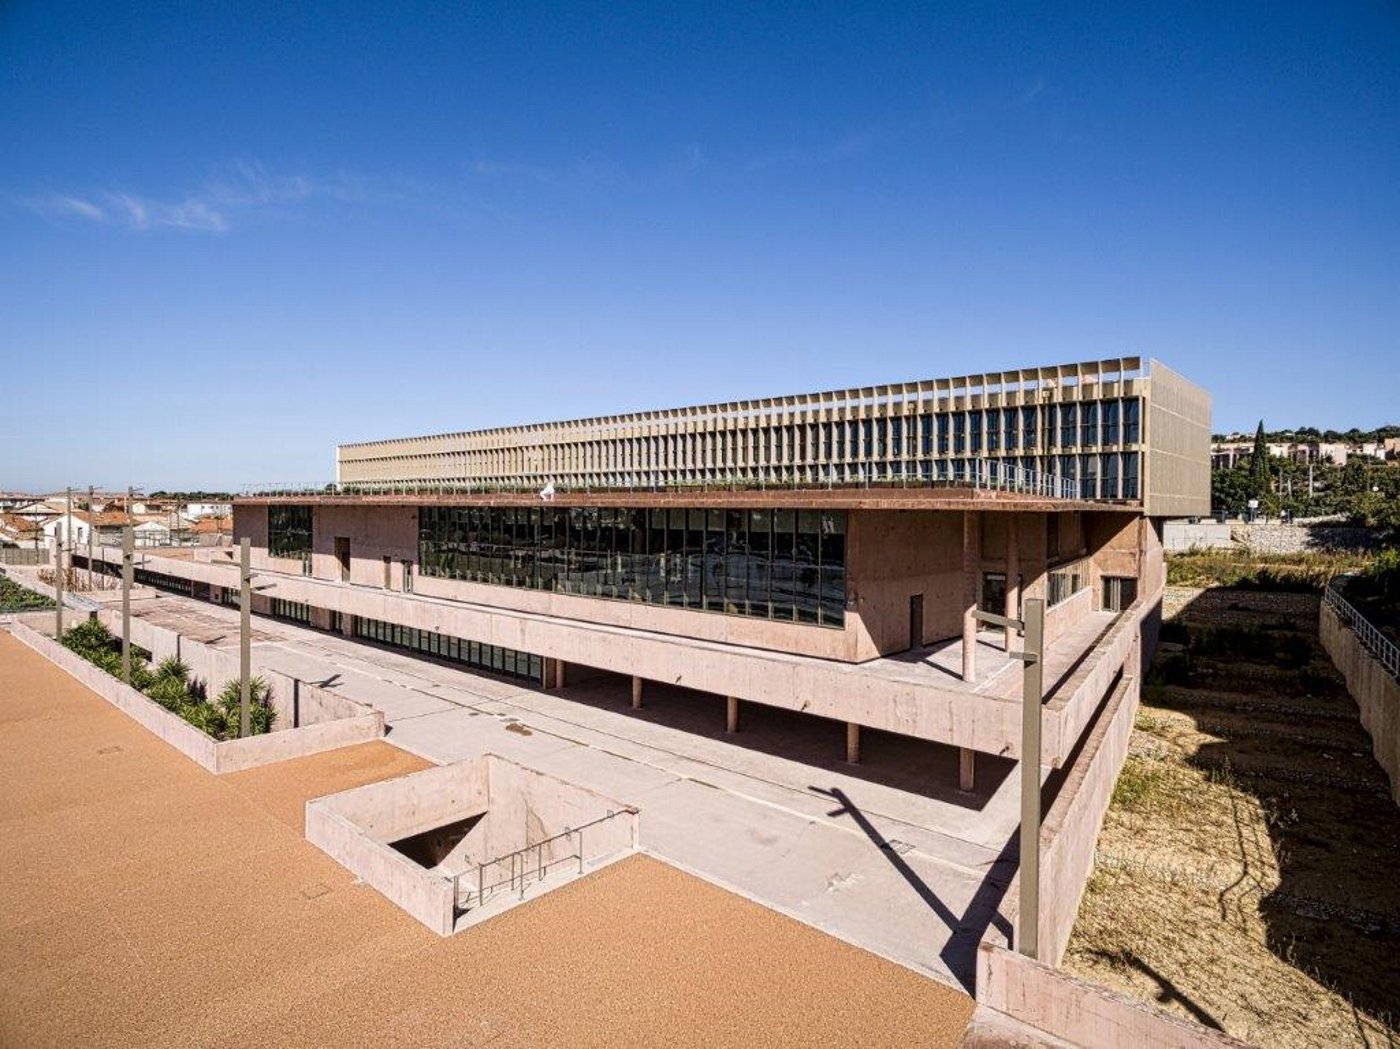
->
[330,356,1205,513]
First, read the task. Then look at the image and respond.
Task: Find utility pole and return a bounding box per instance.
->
[239,537,251,737]
[121,525,133,683]
[54,522,64,639]
[87,484,95,590]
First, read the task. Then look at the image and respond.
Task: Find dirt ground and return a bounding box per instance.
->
[1063,586,1400,1049]
[0,629,975,1048]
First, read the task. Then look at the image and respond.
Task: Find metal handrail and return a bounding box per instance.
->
[241,457,1095,502]
[448,806,637,911]
[1325,578,1399,681]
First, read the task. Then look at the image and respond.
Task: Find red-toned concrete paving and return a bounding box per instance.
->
[0,630,975,1047]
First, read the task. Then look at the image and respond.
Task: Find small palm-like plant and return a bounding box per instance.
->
[213,676,277,738]
[155,656,191,683]
[146,674,191,712]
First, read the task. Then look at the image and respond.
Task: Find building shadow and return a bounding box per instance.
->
[1149,586,1400,1027]
[811,784,1016,991]
[559,671,1015,808]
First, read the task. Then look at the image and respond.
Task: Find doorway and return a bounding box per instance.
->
[909,593,924,651]
[335,537,350,581]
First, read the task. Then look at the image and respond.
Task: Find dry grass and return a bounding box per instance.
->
[1064,585,1400,1049]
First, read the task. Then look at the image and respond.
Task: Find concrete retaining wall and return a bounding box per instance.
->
[977,944,1255,1049]
[6,622,384,774]
[306,754,639,935]
[1165,520,1383,554]
[1320,602,1400,804]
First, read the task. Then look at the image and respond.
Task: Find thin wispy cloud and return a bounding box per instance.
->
[21,162,393,234]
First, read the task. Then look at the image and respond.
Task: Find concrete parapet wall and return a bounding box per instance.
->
[306,801,457,935]
[1320,602,1400,803]
[306,754,639,935]
[1038,672,1138,963]
[1042,598,1143,765]
[1044,585,1093,648]
[94,608,375,730]
[976,944,1255,1049]
[6,622,384,774]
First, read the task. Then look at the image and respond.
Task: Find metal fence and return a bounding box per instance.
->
[244,458,1087,502]
[449,807,637,913]
[1324,579,1400,681]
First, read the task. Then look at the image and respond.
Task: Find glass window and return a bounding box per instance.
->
[1125,398,1142,443]
[1103,400,1120,445]
[1060,404,1077,448]
[417,504,846,629]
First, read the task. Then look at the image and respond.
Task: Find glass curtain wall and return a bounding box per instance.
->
[419,505,847,628]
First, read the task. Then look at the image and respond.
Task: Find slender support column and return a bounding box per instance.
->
[1005,513,1021,653]
[239,537,251,738]
[631,674,643,709]
[556,660,567,689]
[120,526,133,683]
[845,721,861,764]
[726,695,739,733]
[962,511,980,682]
[959,747,976,792]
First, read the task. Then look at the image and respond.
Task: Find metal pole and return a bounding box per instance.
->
[1018,597,1045,959]
[240,537,251,737]
[54,521,64,639]
[87,484,95,590]
[121,526,133,683]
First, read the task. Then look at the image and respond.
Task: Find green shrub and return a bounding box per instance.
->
[0,576,55,612]
[212,677,277,739]
[146,674,191,712]
[61,619,116,658]
[155,656,191,683]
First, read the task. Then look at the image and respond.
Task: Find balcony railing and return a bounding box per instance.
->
[243,459,1088,502]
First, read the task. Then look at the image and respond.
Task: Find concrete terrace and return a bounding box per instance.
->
[101,589,1036,985]
[0,630,978,1047]
[78,545,1126,762]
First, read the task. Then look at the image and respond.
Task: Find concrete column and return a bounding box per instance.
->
[962,511,980,682]
[556,660,567,689]
[726,695,740,733]
[1005,513,1020,653]
[340,612,354,638]
[631,674,643,709]
[846,721,861,764]
[959,747,976,792]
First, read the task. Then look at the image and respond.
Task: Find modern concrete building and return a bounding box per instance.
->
[85,356,1210,791]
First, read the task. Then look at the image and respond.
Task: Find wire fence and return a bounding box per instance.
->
[1325,578,1400,681]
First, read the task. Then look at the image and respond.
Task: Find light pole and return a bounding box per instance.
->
[973,595,1045,959]
[121,525,134,683]
[240,537,251,737]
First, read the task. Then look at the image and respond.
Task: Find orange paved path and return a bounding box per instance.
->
[0,630,975,1048]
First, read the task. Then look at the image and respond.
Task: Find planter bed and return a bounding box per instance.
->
[6,621,385,774]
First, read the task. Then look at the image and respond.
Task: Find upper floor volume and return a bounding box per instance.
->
[335,356,1211,517]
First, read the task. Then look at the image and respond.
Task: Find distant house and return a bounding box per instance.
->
[12,500,65,523]
[0,513,43,548]
[40,511,136,548]
[185,502,232,519]
[191,512,235,543]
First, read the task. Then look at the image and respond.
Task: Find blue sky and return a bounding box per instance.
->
[2,2,1397,491]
